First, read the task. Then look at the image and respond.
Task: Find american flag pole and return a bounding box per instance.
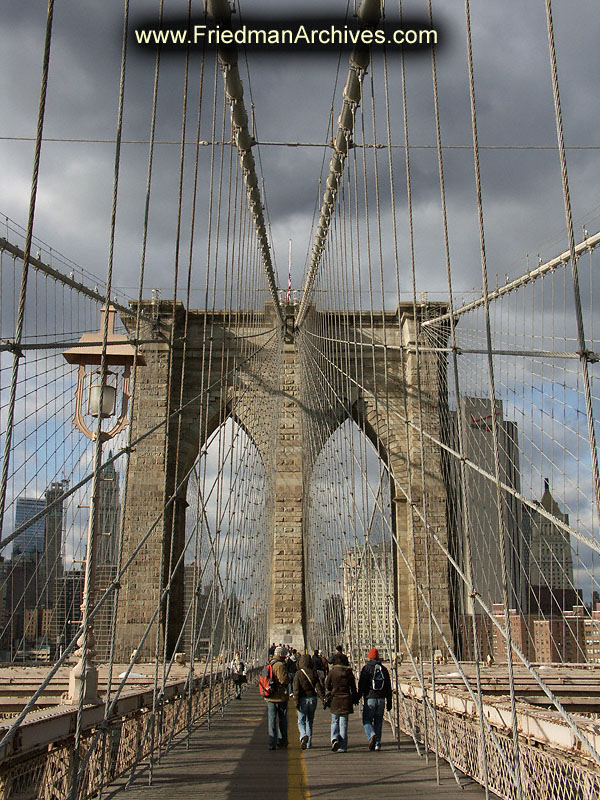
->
[286,238,292,302]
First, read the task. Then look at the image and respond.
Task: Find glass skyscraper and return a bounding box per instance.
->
[12,497,46,557]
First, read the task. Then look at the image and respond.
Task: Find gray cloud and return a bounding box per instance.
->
[2,0,598,302]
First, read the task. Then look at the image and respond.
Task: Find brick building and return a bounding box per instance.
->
[533,606,586,663]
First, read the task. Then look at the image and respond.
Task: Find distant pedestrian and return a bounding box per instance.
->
[230,651,246,700]
[287,651,298,696]
[293,653,324,749]
[329,644,345,663]
[358,648,393,750]
[265,645,290,750]
[324,652,359,753]
[268,642,276,657]
[319,650,329,675]
[312,649,326,681]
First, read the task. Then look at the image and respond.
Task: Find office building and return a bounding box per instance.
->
[533,606,586,663]
[445,397,526,617]
[54,569,85,658]
[12,497,46,557]
[96,456,121,568]
[584,604,600,664]
[341,542,395,661]
[527,479,576,615]
[42,480,68,610]
[183,564,224,659]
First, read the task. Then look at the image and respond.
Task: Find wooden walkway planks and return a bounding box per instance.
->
[106,687,489,799]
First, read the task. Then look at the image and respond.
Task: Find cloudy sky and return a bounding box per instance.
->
[2,1,598,531]
[1,0,599,619]
[2,0,599,304]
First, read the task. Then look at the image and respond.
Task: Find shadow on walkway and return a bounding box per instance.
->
[105,686,488,799]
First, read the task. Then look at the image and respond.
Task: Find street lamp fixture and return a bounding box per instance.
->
[62,305,144,704]
[63,305,143,442]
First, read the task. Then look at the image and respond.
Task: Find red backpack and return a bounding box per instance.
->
[258,662,275,697]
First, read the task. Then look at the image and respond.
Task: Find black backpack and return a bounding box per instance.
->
[371,663,385,692]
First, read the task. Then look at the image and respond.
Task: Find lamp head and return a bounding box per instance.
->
[62,306,144,441]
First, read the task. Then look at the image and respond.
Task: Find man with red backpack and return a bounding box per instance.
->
[261,645,290,750]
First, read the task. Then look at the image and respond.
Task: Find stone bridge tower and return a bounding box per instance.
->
[114,301,452,661]
[297,305,452,657]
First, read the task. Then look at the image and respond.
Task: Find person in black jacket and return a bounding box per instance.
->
[312,649,326,681]
[357,647,393,750]
[287,651,298,697]
[329,644,345,663]
[324,652,359,753]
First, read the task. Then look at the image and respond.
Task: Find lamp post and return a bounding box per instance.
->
[62,306,144,704]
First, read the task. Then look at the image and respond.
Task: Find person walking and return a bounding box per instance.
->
[312,649,326,682]
[265,645,290,750]
[329,644,345,663]
[230,651,246,700]
[324,652,358,753]
[358,647,393,750]
[319,650,329,676]
[287,651,298,697]
[293,653,324,749]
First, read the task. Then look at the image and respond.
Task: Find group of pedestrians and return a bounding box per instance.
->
[263,644,393,752]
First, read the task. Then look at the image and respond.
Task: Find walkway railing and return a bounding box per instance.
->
[0,669,254,800]
[396,688,600,800]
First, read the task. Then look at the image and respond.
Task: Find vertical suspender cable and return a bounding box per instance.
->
[392,1,440,767]
[424,0,490,792]
[463,2,523,796]
[296,0,381,328]
[206,0,283,327]
[70,1,131,797]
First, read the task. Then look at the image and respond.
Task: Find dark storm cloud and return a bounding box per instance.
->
[2,0,599,604]
[1,0,599,297]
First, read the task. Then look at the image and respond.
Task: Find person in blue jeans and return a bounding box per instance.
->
[265,646,290,750]
[293,653,324,749]
[358,647,393,750]
[267,697,288,750]
[324,652,359,753]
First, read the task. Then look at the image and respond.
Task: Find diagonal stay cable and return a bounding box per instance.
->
[299,327,598,558]
[0,329,277,552]
[0,0,56,543]
[0,357,272,757]
[299,330,600,773]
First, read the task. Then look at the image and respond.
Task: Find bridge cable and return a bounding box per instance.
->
[299,329,600,775]
[544,0,600,531]
[296,0,382,328]
[0,0,55,546]
[425,0,489,789]
[207,0,283,326]
[463,2,524,794]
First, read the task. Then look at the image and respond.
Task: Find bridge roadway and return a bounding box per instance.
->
[105,686,487,800]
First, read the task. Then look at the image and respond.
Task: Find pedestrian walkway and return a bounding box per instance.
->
[106,686,488,799]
